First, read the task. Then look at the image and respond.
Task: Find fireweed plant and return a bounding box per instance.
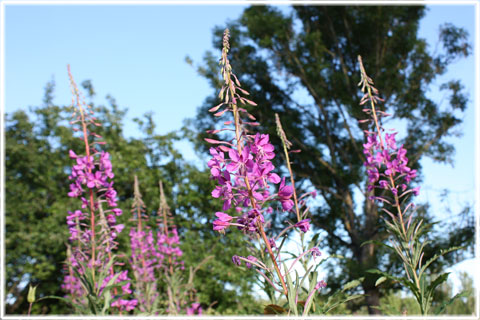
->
[129,175,158,313]
[156,181,206,316]
[129,177,203,315]
[206,28,332,316]
[61,66,136,314]
[358,56,466,315]
[273,114,364,315]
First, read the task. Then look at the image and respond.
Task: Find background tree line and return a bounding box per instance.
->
[5,4,474,315]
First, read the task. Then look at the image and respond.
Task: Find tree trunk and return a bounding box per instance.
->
[364,286,382,315]
[354,227,383,315]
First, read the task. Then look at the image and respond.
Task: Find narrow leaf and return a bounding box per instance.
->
[375,276,387,287]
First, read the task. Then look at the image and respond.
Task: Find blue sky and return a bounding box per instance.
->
[3,3,477,293]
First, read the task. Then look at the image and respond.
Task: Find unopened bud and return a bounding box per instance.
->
[27,285,37,303]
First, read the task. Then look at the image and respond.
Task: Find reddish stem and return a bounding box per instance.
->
[231,102,288,297]
[68,65,97,282]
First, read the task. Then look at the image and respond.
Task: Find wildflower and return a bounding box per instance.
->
[111,299,138,312]
[295,219,311,233]
[205,28,323,299]
[268,238,277,250]
[245,255,258,269]
[362,112,419,201]
[186,302,202,315]
[232,255,242,266]
[63,66,134,311]
[412,187,420,196]
[213,212,233,231]
[278,178,294,211]
[311,247,321,258]
[226,146,252,173]
[315,280,327,290]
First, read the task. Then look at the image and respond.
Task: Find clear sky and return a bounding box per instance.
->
[3,2,477,294]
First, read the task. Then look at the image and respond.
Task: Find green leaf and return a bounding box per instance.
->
[360,239,394,250]
[309,271,318,294]
[375,276,387,287]
[298,264,314,291]
[101,289,111,315]
[433,290,470,315]
[342,277,364,292]
[276,235,288,253]
[284,263,297,316]
[308,233,320,250]
[294,270,300,294]
[419,246,464,278]
[426,272,450,300]
[367,269,420,299]
[323,294,363,314]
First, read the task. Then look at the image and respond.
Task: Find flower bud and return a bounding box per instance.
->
[27,284,37,304]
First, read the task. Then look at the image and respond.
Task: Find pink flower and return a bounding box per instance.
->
[111,298,138,311]
[315,280,327,290]
[278,178,294,211]
[186,302,202,315]
[295,219,311,233]
[245,255,257,269]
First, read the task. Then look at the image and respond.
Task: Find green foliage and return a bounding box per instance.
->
[368,214,467,315]
[190,5,473,313]
[317,278,364,315]
[373,272,474,315]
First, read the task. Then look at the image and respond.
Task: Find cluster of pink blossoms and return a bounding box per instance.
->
[208,133,295,234]
[67,151,124,242]
[129,226,184,283]
[156,227,185,270]
[128,178,197,314]
[186,302,202,315]
[63,149,137,311]
[103,271,137,311]
[129,228,158,285]
[363,133,419,198]
[358,56,420,204]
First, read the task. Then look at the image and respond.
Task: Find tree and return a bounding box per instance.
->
[5,80,259,314]
[190,5,473,314]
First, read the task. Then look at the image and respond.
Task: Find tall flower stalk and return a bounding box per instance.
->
[157,181,201,315]
[358,56,464,315]
[275,113,302,223]
[207,29,288,297]
[129,175,158,313]
[206,29,326,315]
[62,66,136,313]
[128,178,202,315]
